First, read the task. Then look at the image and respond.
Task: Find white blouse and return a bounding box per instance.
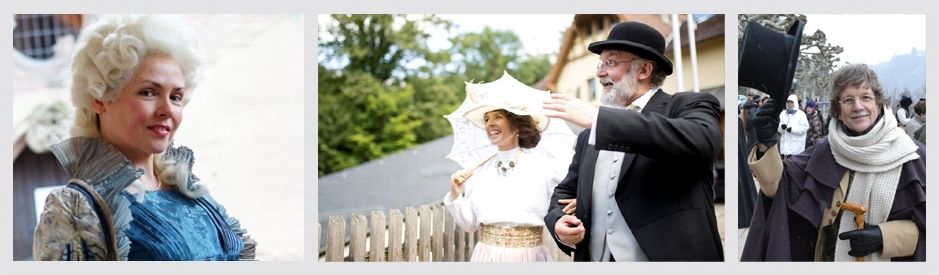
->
[443,148,568,232]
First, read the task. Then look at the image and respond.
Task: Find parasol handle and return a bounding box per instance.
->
[470,153,498,173]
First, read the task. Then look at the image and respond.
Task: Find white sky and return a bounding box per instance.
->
[803,14,925,66]
[429,14,573,57]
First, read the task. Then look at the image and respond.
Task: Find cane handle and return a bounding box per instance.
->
[841,202,867,262]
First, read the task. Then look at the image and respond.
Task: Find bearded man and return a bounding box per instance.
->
[542,21,724,261]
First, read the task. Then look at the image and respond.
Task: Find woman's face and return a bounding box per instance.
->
[837,83,881,134]
[94,56,186,162]
[484,110,519,151]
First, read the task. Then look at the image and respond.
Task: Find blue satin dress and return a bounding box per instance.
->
[122,190,243,261]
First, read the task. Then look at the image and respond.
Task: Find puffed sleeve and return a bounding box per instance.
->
[443,176,480,233]
[33,188,109,261]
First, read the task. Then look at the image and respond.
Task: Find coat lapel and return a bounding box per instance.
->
[616,90,670,196]
[643,89,670,114]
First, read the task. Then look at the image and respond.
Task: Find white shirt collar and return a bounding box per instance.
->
[496,147,520,161]
[628,86,659,112]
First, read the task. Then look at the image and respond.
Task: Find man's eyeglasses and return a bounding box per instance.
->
[597,58,637,71]
[838,94,876,106]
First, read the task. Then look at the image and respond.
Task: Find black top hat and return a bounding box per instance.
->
[738,20,805,113]
[588,21,673,75]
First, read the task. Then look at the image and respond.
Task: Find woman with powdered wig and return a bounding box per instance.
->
[33,15,255,261]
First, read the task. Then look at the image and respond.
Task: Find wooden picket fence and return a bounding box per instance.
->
[319,203,571,262]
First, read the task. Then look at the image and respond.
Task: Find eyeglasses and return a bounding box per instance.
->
[838,94,876,106]
[597,58,637,71]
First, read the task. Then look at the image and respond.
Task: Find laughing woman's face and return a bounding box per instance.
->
[484,110,519,151]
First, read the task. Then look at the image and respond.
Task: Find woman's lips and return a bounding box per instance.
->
[851,112,870,119]
[488,128,501,136]
[148,125,171,138]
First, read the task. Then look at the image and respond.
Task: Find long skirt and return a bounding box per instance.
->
[470,242,552,262]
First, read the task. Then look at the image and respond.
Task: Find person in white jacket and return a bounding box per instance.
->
[778,94,809,158]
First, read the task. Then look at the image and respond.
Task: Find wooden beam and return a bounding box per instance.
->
[13,134,26,160]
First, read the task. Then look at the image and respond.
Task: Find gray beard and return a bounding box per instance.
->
[600,73,639,108]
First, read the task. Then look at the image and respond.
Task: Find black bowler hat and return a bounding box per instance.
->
[588,21,673,75]
[738,20,805,113]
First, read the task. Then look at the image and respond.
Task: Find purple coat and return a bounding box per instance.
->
[741,139,926,261]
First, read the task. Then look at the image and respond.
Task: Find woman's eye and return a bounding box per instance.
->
[139,89,156,96]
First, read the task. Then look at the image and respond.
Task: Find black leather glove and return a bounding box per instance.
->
[838,223,883,257]
[750,99,780,147]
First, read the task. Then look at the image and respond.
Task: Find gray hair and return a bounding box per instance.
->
[828,63,885,119]
[646,59,667,87]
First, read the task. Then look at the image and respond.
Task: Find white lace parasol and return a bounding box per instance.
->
[445,71,576,170]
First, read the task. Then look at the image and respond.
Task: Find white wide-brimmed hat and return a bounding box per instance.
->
[462,79,550,132]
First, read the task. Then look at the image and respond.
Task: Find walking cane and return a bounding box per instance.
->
[841,202,867,262]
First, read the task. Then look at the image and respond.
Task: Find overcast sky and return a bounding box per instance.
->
[429,14,573,57]
[803,14,925,66]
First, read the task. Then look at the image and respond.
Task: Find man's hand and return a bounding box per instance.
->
[555,215,585,246]
[559,198,577,215]
[751,98,781,148]
[543,93,599,129]
[839,223,884,257]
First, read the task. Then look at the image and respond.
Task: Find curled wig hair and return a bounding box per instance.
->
[70,14,203,137]
[70,15,206,197]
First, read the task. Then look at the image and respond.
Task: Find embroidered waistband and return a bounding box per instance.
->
[479,224,543,248]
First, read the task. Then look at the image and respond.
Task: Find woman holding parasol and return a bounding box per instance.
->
[443,73,574,262]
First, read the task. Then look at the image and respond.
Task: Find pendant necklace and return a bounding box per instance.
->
[496,147,521,176]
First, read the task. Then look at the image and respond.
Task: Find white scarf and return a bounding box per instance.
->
[828,107,919,261]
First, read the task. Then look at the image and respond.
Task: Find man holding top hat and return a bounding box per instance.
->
[739,19,925,262]
[542,21,723,261]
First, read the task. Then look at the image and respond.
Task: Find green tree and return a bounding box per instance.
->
[319,15,451,176]
[320,14,450,83]
[318,66,423,175]
[449,27,522,83]
[407,74,461,142]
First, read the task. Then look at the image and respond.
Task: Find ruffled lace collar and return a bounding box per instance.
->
[49,137,207,199]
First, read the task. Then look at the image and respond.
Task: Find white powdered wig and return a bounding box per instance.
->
[70,14,203,138]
